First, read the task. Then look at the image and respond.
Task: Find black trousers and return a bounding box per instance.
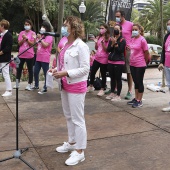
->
[108,63,124,96]
[90,60,107,89]
[130,66,146,93]
[17,58,34,84]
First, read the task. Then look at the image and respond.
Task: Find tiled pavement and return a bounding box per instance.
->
[0,67,170,170]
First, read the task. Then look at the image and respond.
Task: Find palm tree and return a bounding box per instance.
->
[66,1,105,40]
[139,0,165,38]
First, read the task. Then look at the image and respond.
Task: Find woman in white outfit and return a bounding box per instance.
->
[0,19,13,97]
[49,16,90,166]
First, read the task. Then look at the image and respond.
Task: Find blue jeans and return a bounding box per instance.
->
[34,61,49,90]
[164,66,170,88]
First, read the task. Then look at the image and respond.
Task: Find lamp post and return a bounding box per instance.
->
[79,0,86,20]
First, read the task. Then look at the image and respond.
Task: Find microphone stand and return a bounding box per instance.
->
[0,36,45,170]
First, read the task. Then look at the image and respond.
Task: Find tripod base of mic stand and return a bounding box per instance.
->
[0,148,36,170]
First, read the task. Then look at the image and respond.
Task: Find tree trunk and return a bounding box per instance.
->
[160,0,165,87]
[40,0,54,32]
[57,0,64,40]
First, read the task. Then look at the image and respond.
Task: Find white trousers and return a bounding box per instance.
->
[0,63,12,91]
[61,90,87,149]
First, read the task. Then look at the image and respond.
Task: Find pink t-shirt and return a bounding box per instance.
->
[130,36,148,67]
[36,36,53,63]
[58,37,68,50]
[0,36,2,44]
[121,21,133,47]
[59,43,87,93]
[18,30,36,58]
[52,37,68,68]
[165,35,170,67]
[95,37,109,64]
[90,54,95,66]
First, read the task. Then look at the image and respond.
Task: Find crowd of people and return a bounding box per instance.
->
[87,10,150,108]
[0,10,170,166]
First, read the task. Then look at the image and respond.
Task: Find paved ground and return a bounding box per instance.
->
[0,67,170,170]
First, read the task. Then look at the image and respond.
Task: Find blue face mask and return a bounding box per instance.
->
[61,26,70,37]
[132,30,139,37]
[116,17,121,23]
[167,25,170,32]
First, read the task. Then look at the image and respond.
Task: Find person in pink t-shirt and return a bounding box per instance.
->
[16,19,36,91]
[115,10,133,100]
[52,36,68,69]
[158,19,170,112]
[90,50,96,68]
[32,21,53,94]
[127,24,150,108]
[87,23,110,96]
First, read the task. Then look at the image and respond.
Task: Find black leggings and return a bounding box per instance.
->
[90,60,107,89]
[130,66,146,93]
[108,63,124,96]
[17,58,34,84]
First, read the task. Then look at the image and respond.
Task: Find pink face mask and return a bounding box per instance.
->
[99,28,106,35]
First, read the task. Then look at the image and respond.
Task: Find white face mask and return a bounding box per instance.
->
[61,26,70,37]
[24,25,31,30]
[40,27,46,33]
[132,30,139,37]
[167,25,170,32]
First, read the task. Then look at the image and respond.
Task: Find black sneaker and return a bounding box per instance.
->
[32,86,39,90]
[127,98,137,105]
[132,101,143,108]
[38,89,47,94]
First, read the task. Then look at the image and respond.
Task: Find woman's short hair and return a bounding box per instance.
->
[41,21,51,32]
[65,16,85,39]
[0,19,10,30]
[133,23,144,36]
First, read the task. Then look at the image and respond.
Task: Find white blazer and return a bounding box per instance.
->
[57,38,90,84]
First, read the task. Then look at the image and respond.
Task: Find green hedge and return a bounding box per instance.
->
[145,35,162,46]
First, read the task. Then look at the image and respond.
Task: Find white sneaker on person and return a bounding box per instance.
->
[97,89,104,96]
[87,86,95,92]
[25,84,33,91]
[13,84,20,89]
[106,93,115,100]
[111,96,121,102]
[2,91,12,97]
[56,142,76,153]
[162,106,170,112]
[65,150,85,166]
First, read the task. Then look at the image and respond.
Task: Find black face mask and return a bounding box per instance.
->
[114,29,119,35]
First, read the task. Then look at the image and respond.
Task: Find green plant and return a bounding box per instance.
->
[145,35,162,46]
[12,44,19,52]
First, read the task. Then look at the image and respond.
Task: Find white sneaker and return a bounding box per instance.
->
[2,91,12,97]
[106,93,115,100]
[111,95,121,101]
[162,106,170,112]
[13,84,20,89]
[25,84,33,91]
[65,150,85,166]
[56,142,76,153]
[97,90,104,96]
[87,86,95,92]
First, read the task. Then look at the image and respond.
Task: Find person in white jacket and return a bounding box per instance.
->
[49,16,90,166]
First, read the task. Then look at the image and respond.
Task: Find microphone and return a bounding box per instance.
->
[39,32,60,37]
